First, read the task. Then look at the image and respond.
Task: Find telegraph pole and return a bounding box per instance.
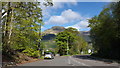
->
[67,36,69,55]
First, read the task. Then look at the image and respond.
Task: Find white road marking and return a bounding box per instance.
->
[69,56,89,66]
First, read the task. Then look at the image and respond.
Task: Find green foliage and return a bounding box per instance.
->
[2,1,53,61]
[41,40,57,49]
[55,27,88,55]
[22,47,40,57]
[88,2,120,59]
[2,2,43,58]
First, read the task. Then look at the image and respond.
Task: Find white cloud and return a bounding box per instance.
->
[41,2,77,10]
[41,2,64,19]
[45,9,82,25]
[61,9,82,21]
[51,0,78,8]
[73,20,89,28]
[52,2,64,9]
[48,16,68,24]
[41,26,44,29]
[66,20,90,31]
[42,8,51,18]
[41,26,48,32]
[41,1,78,19]
[51,2,78,9]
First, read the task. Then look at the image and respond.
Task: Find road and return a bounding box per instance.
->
[18,55,119,68]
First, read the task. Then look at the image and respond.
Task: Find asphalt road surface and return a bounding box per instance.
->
[18,55,119,67]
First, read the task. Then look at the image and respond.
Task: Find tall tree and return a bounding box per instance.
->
[88,2,120,59]
[2,2,43,57]
[55,27,88,55]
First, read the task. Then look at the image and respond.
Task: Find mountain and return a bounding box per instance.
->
[42,34,56,41]
[79,31,91,43]
[42,26,65,35]
[42,26,65,41]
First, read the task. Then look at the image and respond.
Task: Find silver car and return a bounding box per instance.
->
[44,52,54,59]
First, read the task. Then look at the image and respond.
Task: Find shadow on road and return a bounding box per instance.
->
[73,55,114,64]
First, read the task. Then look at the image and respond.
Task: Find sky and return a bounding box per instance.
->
[41,2,110,32]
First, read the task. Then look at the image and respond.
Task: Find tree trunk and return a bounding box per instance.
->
[2,2,12,54]
[8,3,14,45]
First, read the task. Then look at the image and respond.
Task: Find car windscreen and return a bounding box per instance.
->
[45,52,52,54]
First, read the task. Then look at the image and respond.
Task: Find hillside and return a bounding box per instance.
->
[79,31,91,43]
[42,26,65,35]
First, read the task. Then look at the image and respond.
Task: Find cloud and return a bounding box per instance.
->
[51,2,78,9]
[52,2,64,9]
[42,9,51,19]
[41,26,44,29]
[41,1,78,19]
[66,20,90,31]
[47,16,68,24]
[45,9,82,25]
[74,20,89,28]
[41,2,64,19]
[41,26,48,32]
[61,9,82,21]
[51,1,78,9]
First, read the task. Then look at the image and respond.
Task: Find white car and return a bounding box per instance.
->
[44,52,54,59]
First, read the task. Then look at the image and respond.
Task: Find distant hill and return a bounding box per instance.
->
[42,26,65,35]
[79,31,91,43]
[42,34,56,41]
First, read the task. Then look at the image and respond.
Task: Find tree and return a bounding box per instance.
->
[1,1,53,58]
[55,27,88,55]
[88,2,120,59]
[55,31,73,55]
[2,2,43,57]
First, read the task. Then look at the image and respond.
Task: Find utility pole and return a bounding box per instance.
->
[67,36,69,55]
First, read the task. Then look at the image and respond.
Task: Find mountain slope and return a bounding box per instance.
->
[42,26,65,35]
[79,31,91,43]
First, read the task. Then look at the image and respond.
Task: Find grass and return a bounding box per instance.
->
[62,53,91,56]
[62,55,72,56]
[39,56,44,59]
